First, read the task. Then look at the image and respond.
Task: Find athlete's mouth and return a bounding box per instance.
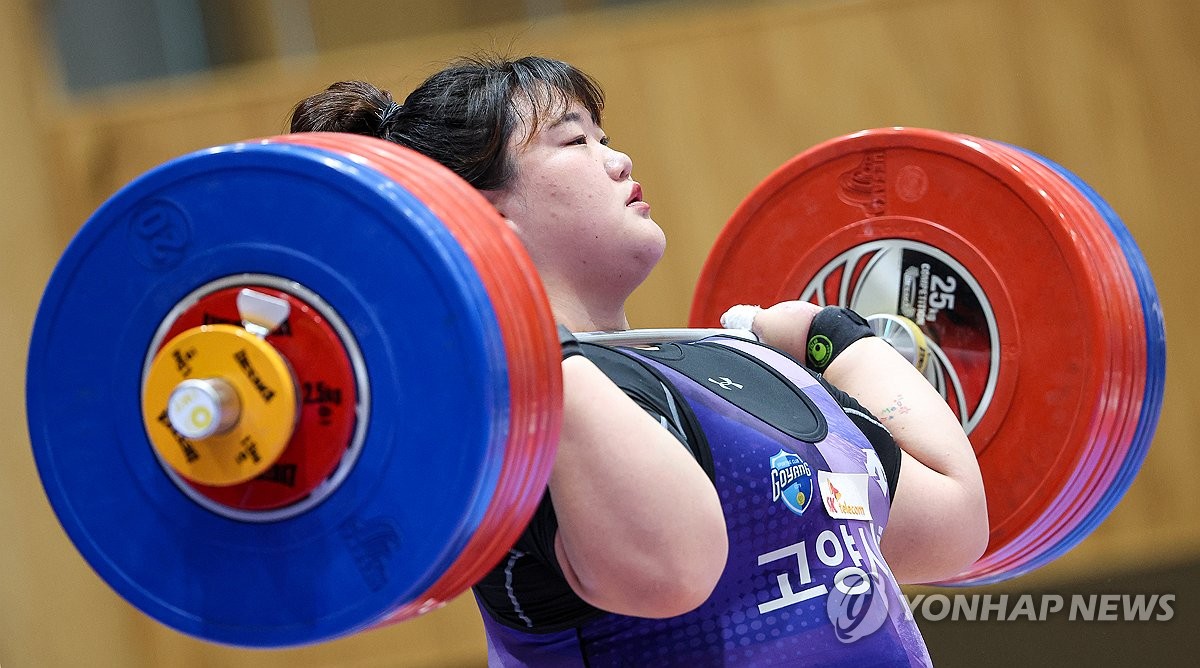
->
[626,183,643,206]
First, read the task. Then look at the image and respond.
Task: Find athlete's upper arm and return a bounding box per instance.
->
[547,353,727,617]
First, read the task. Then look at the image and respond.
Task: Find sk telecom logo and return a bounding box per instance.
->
[818,472,872,521]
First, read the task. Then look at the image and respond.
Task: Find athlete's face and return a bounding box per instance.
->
[488,99,666,298]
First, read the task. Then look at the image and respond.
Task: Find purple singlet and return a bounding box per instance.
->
[482,337,932,667]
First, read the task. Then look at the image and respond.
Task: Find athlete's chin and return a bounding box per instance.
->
[637,214,666,244]
[627,242,667,285]
[611,218,667,278]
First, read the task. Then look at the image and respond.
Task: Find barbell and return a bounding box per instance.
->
[26,129,1165,647]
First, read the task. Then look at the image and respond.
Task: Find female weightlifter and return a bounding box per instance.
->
[289,55,987,667]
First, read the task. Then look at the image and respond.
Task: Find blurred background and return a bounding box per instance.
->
[2,0,1197,665]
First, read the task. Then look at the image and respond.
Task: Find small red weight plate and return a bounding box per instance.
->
[690,128,1114,565]
[155,285,358,510]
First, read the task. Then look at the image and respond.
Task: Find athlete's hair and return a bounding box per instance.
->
[288,55,605,191]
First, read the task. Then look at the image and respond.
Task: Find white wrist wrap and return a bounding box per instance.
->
[720,304,762,331]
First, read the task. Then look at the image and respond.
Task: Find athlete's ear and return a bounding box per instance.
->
[495,215,522,239]
[481,190,519,234]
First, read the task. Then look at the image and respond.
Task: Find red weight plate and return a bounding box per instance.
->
[690,128,1116,571]
[272,134,561,620]
[1002,139,1154,581]
[955,139,1147,581]
[942,144,1119,580]
[155,285,358,510]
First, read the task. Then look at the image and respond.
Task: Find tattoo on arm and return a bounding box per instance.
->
[879,395,911,422]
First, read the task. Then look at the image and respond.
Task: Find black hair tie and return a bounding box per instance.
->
[378,102,403,130]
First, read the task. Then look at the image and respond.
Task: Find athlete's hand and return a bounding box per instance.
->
[721,300,822,359]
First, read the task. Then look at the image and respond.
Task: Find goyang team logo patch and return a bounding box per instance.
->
[770,450,814,516]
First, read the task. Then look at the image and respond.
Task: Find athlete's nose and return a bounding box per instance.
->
[605,147,633,181]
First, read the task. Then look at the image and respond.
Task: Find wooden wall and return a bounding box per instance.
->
[3,0,1197,665]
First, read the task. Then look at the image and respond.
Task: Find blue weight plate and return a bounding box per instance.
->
[26,141,509,647]
[999,146,1166,577]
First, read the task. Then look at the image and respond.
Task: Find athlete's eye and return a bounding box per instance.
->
[600,136,611,147]
[568,135,587,145]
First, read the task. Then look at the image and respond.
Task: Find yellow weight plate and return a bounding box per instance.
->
[867,313,930,374]
[142,324,298,486]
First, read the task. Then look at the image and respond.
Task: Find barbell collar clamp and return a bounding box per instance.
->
[166,377,240,440]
